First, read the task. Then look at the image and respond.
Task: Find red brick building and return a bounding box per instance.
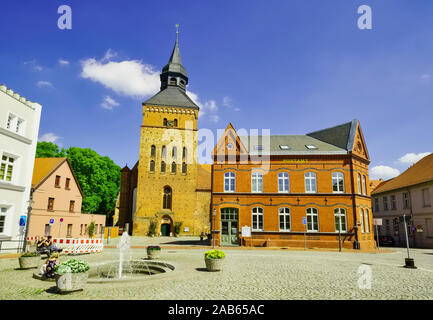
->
[211,120,375,250]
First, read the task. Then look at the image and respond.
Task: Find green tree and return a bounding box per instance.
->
[35,142,121,217]
[35,141,66,158]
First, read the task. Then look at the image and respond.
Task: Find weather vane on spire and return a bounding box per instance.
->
[175,24,179,42]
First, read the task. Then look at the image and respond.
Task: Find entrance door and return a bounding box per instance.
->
[161,223,170,236]
[220,208,239,246]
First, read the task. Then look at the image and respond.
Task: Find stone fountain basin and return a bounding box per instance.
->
[87,259,175,283]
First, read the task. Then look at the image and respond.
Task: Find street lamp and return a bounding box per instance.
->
[23,188,34,253]
[212,208,216,249]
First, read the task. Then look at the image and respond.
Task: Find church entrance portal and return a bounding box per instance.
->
[161,223,171,236]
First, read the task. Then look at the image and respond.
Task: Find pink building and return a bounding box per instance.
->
[29,158,105,238]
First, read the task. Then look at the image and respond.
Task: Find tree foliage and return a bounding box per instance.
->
[35,142,121,215]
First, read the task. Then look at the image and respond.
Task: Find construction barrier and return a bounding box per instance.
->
[26,237,104,254]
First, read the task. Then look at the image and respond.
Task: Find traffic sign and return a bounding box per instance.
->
[49,218,54,225]
[19,216,26,227]
[60,218,64,223]
[302,217,307,225]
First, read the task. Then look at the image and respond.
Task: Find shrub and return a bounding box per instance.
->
[147,246,161,251]
[148,220,157,236]
[204,249,225,260]
[55,258,90,274]
[21,251,40,257]
[174,221,182,235]
[88,221,96,238]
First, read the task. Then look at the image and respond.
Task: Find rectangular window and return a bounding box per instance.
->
[80,224,83,235]
[55,175,61,187]
[65,178,71,190]
[67,224,72,237]
[69,200,75,212]
[44,224,50,237]
[0,155,15,182]
[385,219,390,235]
[391,195,397,210]
[403,192,410,209]
[305,172,317,193]
[426,219,433,237]
[383,196,389,211]
[374,198,380,212]
[422,189,431,207]
[0,207,7,233]
[47,198,54,211]
[251,172,263,193]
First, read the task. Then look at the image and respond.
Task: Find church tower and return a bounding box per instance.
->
[132,29,209,237]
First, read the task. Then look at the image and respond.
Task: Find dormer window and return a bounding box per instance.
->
[305,145,318,150]
[279,145,290,150]
[254,145,263,150]
[227,143,234,150]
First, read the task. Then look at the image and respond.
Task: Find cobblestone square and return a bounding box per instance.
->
[1,237,432,300]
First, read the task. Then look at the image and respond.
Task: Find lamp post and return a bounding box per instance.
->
[212,208,216,249]
[23,188,34,253]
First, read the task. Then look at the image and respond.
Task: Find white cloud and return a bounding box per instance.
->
[186,91,220,122]
[38,132,61,145]
[370,165,400,180]
[223,96,232,108]
[80,50,160,98]
[36,81,54,89]
[58,59,70,66]
[398,152,431,165]
[421,74,432,80]
[24,60,43,71]
[101,95,120,110]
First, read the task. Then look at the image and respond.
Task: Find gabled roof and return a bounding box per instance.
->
[32,157,84,197]
[239,135,347,156]
[306,119,358,151]
[143,86,199,109]
[372,153,433,194]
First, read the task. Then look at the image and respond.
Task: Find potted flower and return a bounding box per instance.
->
[54,258,90,293]
[146,246,161,259]
[18,251,41,269]
[204,249,225,272]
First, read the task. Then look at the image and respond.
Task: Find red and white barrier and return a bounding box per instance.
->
[26,237,104,254]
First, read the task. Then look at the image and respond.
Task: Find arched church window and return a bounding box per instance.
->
[163,118,168,126]
[149,160,155,172]
[162,146,167,158]
[172,146,177,158]
[182,147,187,160]
[161,161,166,173]
[163,186,172,210]
[182,162,187,174]
[170,78,177,85]
[174,119,178,127]
[171,162,177,174]
[150,145,156,157]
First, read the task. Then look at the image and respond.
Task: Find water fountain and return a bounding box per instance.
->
[117,232,130,278]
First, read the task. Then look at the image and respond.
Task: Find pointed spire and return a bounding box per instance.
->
[160,24,189,91]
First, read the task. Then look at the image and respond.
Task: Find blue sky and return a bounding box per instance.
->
[0,0,432,179]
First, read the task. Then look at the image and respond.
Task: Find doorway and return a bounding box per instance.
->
[220,208,239,246]
[161,223,171,236]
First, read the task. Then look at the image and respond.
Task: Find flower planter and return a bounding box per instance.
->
[55,272,88,293]
[18,256,40,269]
[204,257,224,272]
[147,249,161,260]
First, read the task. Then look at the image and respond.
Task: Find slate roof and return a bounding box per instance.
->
[238,120,359,156]
[372,153,433,194]
[143,86,199,109]
[162,39,187,77]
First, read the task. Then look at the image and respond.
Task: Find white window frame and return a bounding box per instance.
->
[251,171,263,193]
[305,172,317,193]
[0,153,18,184]
[332,172,345,193]
[357,173,362,194]
[306,207,319,232]
[252,207,264,231]
[334,208,347,233]
[364,209,370,233]
[224,172,235,193]
[278,172,290,193]
[279,207,291,231]
[360,209,365,233]
[0,206,9,235]
[362,175,367,195]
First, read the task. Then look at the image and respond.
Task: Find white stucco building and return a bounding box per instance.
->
[372,153,433,249]
[0,84,42,251]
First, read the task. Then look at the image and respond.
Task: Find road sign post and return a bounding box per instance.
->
[59,218,63,238]
[402,214,416,268]
[373,218,382,250]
